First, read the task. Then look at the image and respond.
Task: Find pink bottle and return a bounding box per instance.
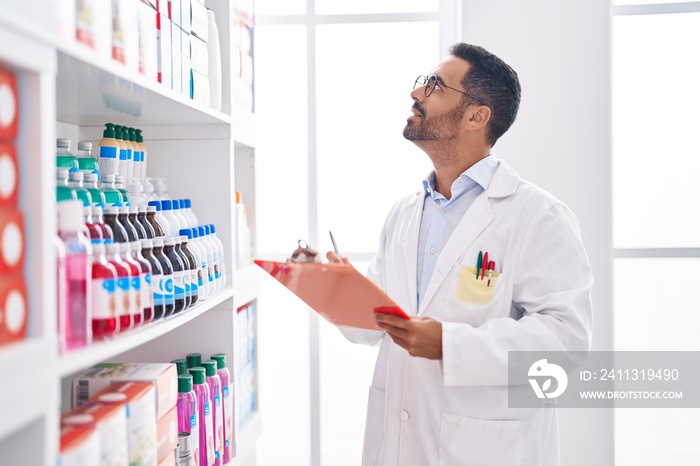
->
[105,242,133,332]
[120,242,144,327]
[90,242,120,339]
[83,205,103,243]
[91,205,114,243]
[202,360,224,465]
[177,374,200,462]
[211,353,233,463]
[190,367,215,466]
[57,201,93,352]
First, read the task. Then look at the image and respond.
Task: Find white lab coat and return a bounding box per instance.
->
[341,160,593,466]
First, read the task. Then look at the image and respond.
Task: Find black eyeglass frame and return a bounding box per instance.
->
[414,75,486,106]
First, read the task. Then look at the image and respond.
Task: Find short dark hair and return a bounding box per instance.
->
[449,43,521,147]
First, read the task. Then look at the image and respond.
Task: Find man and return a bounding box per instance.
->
[328,43,593,466]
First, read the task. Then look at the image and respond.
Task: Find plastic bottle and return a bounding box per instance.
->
[196,226,216,294]
[114,175,131,204]
[100,174,124,204]
[76,141,99,173]
[164,236,186,313]
[142,177,156,201]
[180,228,206,301]
[127,179,147,207]
[120,242,144,327]
[83,172,106,204]
[174,237,192,309]
[186,199,199,226]
[179,233,199,306]
[115,125,131,179]
[67,168,93,205]
[153,178,169,200]
[129,205,147,239]
[152,237,175,317]
[138,206,155,239]
[172,200,189,230]
[191,227,210,299]
[199,226,219,292]
[110,205,135,242]
[208,225,226,290]
[189,367,215,466]
[56,138,78,169]
[148,200,170,236]
[90,242,120,339]
[210,353,233,464]
[98,123,121,177]
[135,129,147,178]
[55,235,67,352]
[207,9,222,111]
[92,205,114,243]
[126,128,138,180]
[57,201,92,351]
[146,204,164,237]
[105,241,133,332]
[202,360,224,465]
[161,200,180,237]
[131,241,153,324]
[176,374,200,463]
[141,239,164,320]
[171,359,188,376]
[201,225,220,292]
[83,206,103,243]
[56,168,77,202]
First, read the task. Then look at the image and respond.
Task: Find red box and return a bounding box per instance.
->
[59,425,100,465]
[0,67,18,140]
[0,273,27,346]
[0,209,24,273]
[0,142,19,208]
[157,405,178,462]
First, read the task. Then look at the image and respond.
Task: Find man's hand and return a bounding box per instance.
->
[375,313,443,360]
[326,251,349,264]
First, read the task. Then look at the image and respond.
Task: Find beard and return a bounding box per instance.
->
[403,103,466,142]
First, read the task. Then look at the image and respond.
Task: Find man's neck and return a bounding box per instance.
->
[420,141,489,200]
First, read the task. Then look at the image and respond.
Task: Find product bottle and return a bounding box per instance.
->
[207,9,222,112]
[186,353,202,370]
[115,125,130,179]
[83,172,107,204]
[103,206,129,243]
[92,205,114,243]
[174,237,192,309]
[127,179,147,207]
[141,239,165,320]
[202,360,224,465]
[131,241,153,324]
[152,237,175,317]
[164,237,186,313]
[148,200,170,236]
[127,127,138,180]
[208,225,226,289]
[177,374,200,463]
[161,200,181,236]
[67,168,93,205]
[136,129,147,178]
[100,174,124,204]
[146,205,164,237]
[191,227,210,300]
[56,168,77,202]
[114,175,131,204]
[173,200,190,229]
[177,432,196,466]
[98,123,120,177]
[190,367,215,466]
[76,141,100,173]
[196,226,216,293]
[181,228,206,301]
[179,233,199,306]
[129,205,147,239]
[56,138,78,169]
[90,242,120,339]
[171,358,188,376]
[116,204,138,242]
[55,236,67,351]
[120,242,144,327]
[184,199,199,226]
[210,353,233,464]
[105,241,133,332]
[57,201,93,351]
[138,206,156,239]
[199,226,218,292]
[83,206,103,243]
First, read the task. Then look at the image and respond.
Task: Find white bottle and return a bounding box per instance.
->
[172,200,189,229]
[127,179,147,207]
[194,226,215,294]
[148,200,171,237]
[199,226,220,292]
[180,229,207,301]
[208,224,226,289]
[207,9,222,111]
[142,178,157,201]
[153,178,169,200]
[160,200,181,237]
[185,199,199,227]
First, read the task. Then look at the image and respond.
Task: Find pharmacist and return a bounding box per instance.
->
[328,43,593,466]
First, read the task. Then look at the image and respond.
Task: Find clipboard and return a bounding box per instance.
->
[254,260,410,330]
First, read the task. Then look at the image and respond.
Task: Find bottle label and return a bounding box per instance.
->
[207,264,214,283]
[214,261,220,280]
[224,384,233,449]
[91,277,118,319]
[119,148,128,161]
[130,276,142,311]
[173,270,185,300]
[190,269,199,297]
[126,148,132,161]
[158,275,174,306]
[189,412,199,456]
[199,265,205,287]
[99,145,118,159]
[117,276,132,315]
[152,273,164,306]
[204,402,214,465]
[182,267,191,297]
[141,273,152,309]
[214,393,223,459]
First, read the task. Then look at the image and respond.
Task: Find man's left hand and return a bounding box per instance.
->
[374,313,442,360]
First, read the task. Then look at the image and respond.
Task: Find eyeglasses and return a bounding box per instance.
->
[413,75,485,105]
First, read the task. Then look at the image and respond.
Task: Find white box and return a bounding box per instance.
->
[190,34,208,76]
[157,13,172,88]
[181,29,191,98]
[112,0,139,74]
[76,0,112,59]
[189,0,208,42]
[171,24,182,94]
[57,0,76,42]
[191,70,210,105]
[59,426,100,466]
[138,1,158,81]
[181,0,191,33]
[169,0,181,27]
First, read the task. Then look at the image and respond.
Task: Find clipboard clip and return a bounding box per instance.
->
[290,239,321,263]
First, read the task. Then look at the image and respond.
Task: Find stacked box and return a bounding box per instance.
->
[61,404,129,466]
[231,3,254,112]
[59,425,100,466]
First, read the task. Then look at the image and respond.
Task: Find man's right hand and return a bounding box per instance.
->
[326,251,349,264]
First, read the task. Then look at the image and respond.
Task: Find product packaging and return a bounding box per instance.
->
[191,71,210,105]
[189,0,208,42]
[0,67,18,139]
[156,405,179,462]
[0,142,18,208]
[190,35,208,76]
[112,0,139,73]
[0,273,27,346]
[58,425,100,466]
[181,0,192,32]
[61,403,129,466]
[158,453,177,466]
[171,24,183,94]
[76,0,112,59]
[181,29,192,98]
[169,0,182,27]
[72,362,178,418]
[138,0,159,81]
[0,208,24,274]
[157,13,173,87]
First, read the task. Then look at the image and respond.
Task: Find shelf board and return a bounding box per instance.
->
[56,40,234,127]
[232,411,262,466]
[57,288,235,378]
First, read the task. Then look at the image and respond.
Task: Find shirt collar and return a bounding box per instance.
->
[422,154,499,198]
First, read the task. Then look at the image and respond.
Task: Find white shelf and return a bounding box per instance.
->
[58,288,235,378]
[234,264,260,308]
[232,411,262,466]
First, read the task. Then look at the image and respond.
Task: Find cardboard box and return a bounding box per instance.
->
[86,382,158,466]
[156,0,168,16]
[0,67,18,140]
[189,0,207,42]
[168,0,181,27]
[157,452,176,466]
[62,403,129,466]
[59,425,100,466]
[73,363,178,418]
[191,69,209,105]
[171,24,182,94]
[157,13,172,87]
[76,0,112,59]
[0,142,19,208]
[232,76,253,113]
[0,273,27,347]
[180,0,191,33]
[156,405,178,462]
[0,209,24,273]
[112,0,139,73]
[181,29,192,98]
[190,34,208,76]
[138,1,159,81]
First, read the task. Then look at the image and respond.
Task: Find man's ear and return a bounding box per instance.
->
[465,105,491,131]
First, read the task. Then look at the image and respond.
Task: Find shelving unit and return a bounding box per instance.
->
[0,2,260,465]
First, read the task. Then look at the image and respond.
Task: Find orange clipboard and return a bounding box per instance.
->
[254,260,410,330]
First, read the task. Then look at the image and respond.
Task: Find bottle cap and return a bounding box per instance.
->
[128,205,139,214]
[191,227,199,238]
[178,374,193,393]
[179,235,188,244]
[140,238,152,249]
[171,359,188,375]
[161,199,172,211]
[147,205,156,213]
[172,199,180,209]
[198,226,206,236]
[128,127,136,142]
[104,206,118,215]
[57,138,71,148]
[84,172,98,182]
[185,199,192,208]
[130,241,142,253]
[115,175,125,185]
[122,242,132,252]
[153,237,164,248]
[118,206,129,215]
[164,237,175,246]
[188,367,206,385]
[68,170,84,181]
[177,432,193,458]
[148,200,162,211]
[135,129,143,143]
[137,205,147,213]
[92,242,106,254]
[57,201,86,232]
[77,141,92,151]
[186,353,202,368]
[179,228,192,239]
[211,353,227,369]
[173,236,181,246]
[202,360,218,377]
[92,205,104,216]
[203,225,211,235]
[103,123,116,138]
[102,174,116,183]
[83,205,93,216]
[56,167,69,179]
[114,125,124,139]
[106,242,120,254]
[209,224,216,234]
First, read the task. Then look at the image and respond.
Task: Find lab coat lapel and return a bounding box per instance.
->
[402,193,424,316]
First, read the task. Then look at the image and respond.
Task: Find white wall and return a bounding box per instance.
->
[461,1,614,465]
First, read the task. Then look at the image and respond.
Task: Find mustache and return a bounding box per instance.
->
[412,103,425,116]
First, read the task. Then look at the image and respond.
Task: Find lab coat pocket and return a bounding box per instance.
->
[439,413,524,466]
[362,387,386,466]
[454,266,501,305]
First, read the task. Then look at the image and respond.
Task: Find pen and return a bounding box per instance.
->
[486,261,495,288]
[329,231,341,257]
[476,251,483,279]
[481,252,489,280]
